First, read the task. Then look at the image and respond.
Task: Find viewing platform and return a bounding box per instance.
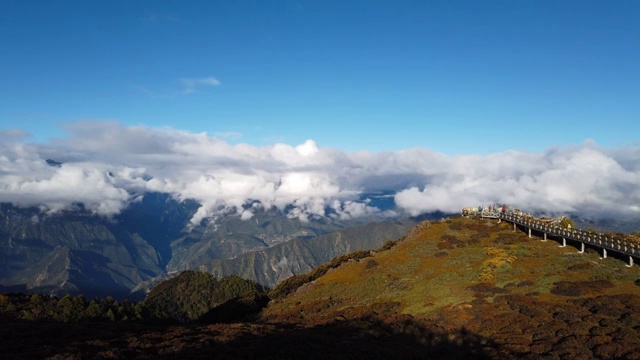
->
[497,212,638,267]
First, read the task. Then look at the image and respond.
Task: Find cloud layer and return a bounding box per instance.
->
[1,122,639,223]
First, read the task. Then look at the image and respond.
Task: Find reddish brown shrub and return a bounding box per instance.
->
[450,222,463,230]
[370,302,400,316]
[365,260,379,269]
[468,233,481,244]
[551,280,614,297]
[567,263,595,271]
[494,233,525,245]
[440,235,467,248]
[517,280,534,288]
[467,283,507,297]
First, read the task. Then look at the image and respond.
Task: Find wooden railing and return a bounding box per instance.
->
[498,213,638,264]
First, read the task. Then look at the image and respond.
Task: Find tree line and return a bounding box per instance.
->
[0,272,269,323]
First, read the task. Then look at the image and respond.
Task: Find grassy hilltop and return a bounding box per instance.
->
[263,216,640,358]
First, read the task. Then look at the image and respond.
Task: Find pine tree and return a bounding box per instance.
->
[85,300,102,320]
[105,308,116,322]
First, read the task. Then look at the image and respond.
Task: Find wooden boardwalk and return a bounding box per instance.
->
[497,212,638,267]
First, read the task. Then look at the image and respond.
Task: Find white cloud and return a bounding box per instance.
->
[1,121,639,223]
[180,77,221,94]
[214,131,243,140]
[276,256,289,269]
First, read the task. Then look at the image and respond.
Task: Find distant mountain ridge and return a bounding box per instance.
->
[0,192,416,299]
[196,219,419,287]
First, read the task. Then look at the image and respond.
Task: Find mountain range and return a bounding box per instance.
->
[1,189,636,301]
[0,192,421,299]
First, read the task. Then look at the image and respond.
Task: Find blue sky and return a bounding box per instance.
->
[1,0,638,154]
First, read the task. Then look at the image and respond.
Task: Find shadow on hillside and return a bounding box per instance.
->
[198,294,270,324]
[0,315,511,359]
[184,318,506,360]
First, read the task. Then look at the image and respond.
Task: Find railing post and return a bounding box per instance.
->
[628,256,634,268]
[528,228,531,238]
[513,223,516,232]
[601,248,607,259]
[579,242,585,253]
[543,232,547,242]
[560,237,566,247]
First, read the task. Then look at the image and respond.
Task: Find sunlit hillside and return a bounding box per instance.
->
[262,216,640,358]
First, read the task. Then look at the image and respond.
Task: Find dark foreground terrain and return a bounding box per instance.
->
[1,316,499,359]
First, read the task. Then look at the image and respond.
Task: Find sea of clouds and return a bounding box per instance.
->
[1,121,639,224]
